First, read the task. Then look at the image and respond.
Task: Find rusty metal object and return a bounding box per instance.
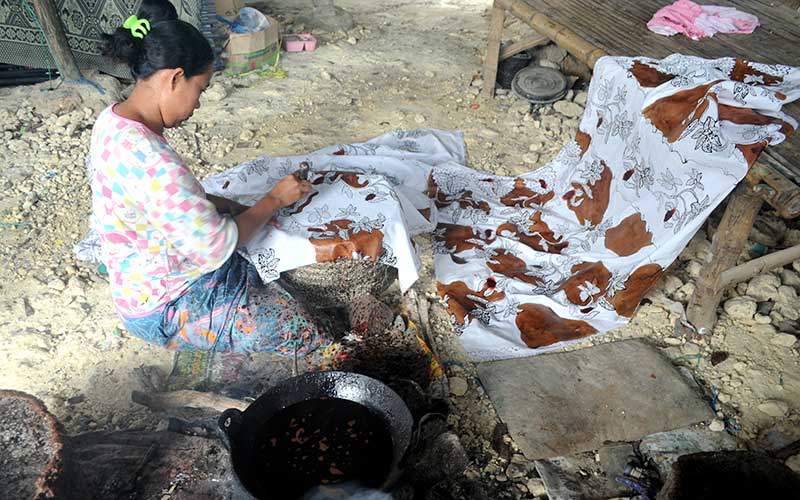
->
[746,164,800,218]
[296,161,311,181]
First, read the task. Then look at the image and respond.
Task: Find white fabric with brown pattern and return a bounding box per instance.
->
[75,56,799,361]
[203,130,468,294]
[432,55,798,360]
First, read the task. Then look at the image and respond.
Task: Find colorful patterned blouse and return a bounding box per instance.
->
[89,105,238,316]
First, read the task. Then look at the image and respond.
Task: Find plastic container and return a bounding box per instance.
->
[234,7,269,33]
[283,33,317,52]
[511,66,568,104]
[497,50,532,89]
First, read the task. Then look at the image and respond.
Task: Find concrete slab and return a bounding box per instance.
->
[476,339,714,460]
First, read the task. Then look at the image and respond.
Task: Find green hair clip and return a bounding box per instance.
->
[123,15,150,39]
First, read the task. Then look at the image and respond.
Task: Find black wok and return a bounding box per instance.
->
[218,371,413,499]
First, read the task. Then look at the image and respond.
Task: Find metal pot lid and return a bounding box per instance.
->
[511,66,568,104]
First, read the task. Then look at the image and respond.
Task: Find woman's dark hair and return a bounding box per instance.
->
[103,0,213,79]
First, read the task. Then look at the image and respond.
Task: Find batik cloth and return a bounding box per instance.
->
[431,55,798,360]
[78,55,799,361]
[121,253,328,356]
[201,130,465,292]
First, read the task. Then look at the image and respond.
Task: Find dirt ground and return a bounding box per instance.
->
[1,0,799,497]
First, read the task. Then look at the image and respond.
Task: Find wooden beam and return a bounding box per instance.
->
[131,390,248,413]
[494,0,607,69]
[746,163,800,218]
[30,0,82,81]
[686,184,763,334]
[482,1,506,100]
[783,0,800,10]
[720,244,800,288]
[500,33,549,60]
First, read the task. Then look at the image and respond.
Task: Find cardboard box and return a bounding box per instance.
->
[224,15,280,75]
[214,0,245,21]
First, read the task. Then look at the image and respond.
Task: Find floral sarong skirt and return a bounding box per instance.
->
[120,254,326,356]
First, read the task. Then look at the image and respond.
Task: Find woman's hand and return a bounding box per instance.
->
[233,175,312,248]
[266,174,312,207]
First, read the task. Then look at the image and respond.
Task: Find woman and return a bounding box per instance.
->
[90,0,326,356]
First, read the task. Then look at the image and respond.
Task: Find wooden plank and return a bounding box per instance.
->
[524,0,800,64]
[500,33,549,60]
[131,390,248,413]
[509,0,800,185]
[762,144,800,183]
[482,1,506,99]
[30,0,81,81]
[687,184,763,334]
[747,163,800,218]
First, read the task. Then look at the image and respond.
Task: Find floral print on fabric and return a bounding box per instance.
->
[121,254,327,356]
[431,55,798,360]
[78,55,799,362]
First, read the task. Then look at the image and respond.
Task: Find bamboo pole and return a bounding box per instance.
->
[30,0,82,81]
[720,244,800,288]
[494,0,607,69]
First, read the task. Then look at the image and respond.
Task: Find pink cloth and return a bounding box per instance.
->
[647,0,759,40]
